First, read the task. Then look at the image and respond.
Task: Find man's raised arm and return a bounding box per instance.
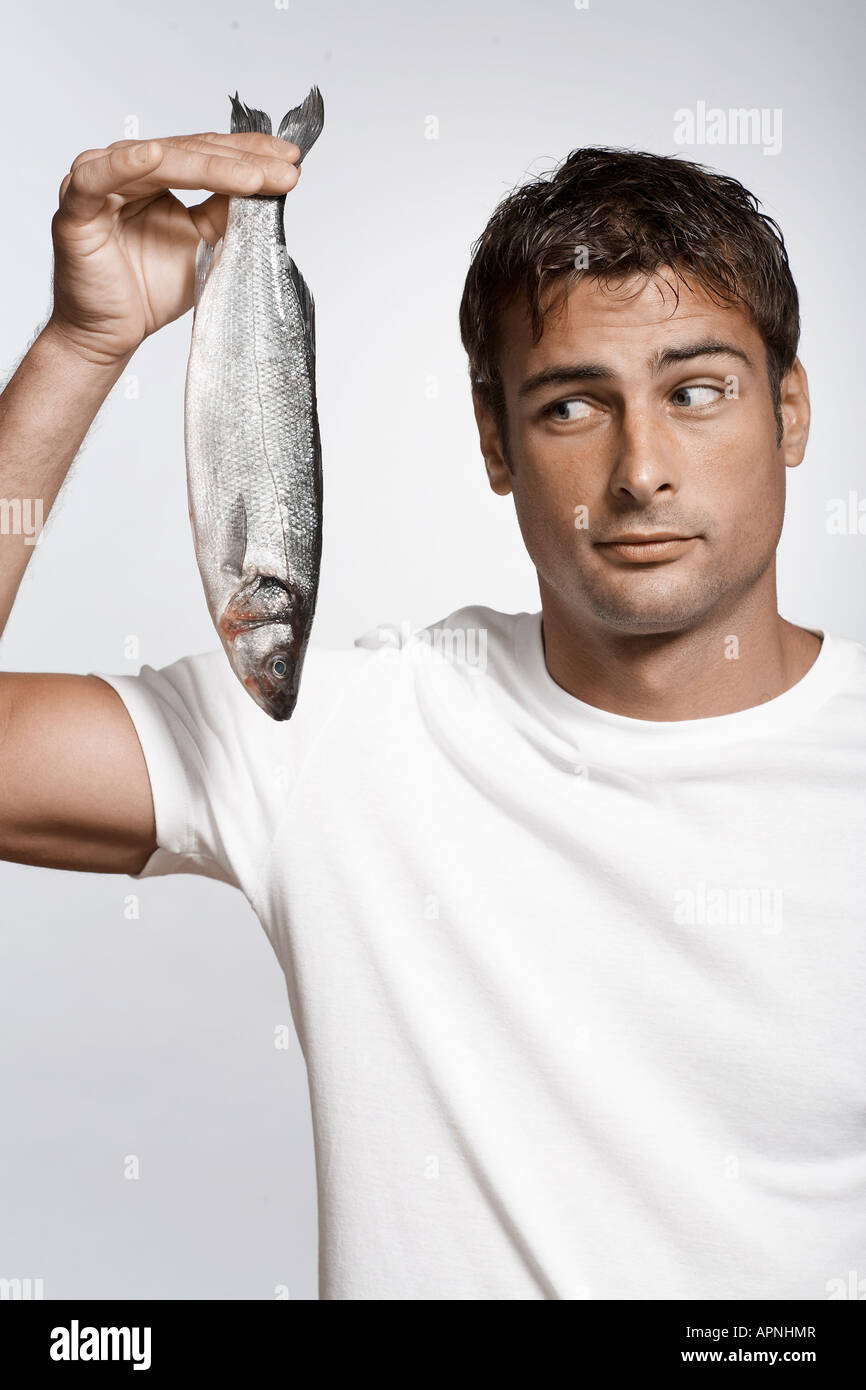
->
[0,129,301,874]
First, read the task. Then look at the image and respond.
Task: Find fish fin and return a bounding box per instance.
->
[286,258,316,368]
[193,236,223,311]
[194,239,213,309]
[229,92,272,135]
[276,85,324,164]
[221,493,248,579]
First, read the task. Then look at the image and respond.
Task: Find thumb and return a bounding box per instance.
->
[189,193,229,245]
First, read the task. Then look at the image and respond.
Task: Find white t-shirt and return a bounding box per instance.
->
[95,605,866,1301]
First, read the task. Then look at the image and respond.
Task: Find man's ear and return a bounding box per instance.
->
[472,390,513,496]
[779,358,810,468]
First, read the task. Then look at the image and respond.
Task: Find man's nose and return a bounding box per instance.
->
[607,407,680,504]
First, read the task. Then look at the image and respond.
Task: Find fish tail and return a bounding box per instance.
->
[229,92,272,135]
[276,85,325,163]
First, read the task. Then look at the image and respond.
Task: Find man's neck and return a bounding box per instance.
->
[539,578,823,722]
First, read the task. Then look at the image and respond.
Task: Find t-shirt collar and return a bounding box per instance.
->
[512,609,860,755]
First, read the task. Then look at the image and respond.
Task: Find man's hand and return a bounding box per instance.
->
[0,127,306,873]
[48,132,302,366]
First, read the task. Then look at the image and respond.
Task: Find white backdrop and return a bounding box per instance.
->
[1,0,863,1298]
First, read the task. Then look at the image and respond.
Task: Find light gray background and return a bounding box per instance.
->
[1,0,863,1299]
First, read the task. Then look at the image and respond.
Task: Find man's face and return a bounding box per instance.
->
[477,271,808,636]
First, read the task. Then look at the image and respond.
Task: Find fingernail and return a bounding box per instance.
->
[132,142,151,163]
[267,159,297,182]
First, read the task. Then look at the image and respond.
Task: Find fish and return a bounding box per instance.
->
[184,86,325,720]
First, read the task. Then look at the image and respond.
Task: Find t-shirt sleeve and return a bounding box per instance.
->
[91,644,375,893]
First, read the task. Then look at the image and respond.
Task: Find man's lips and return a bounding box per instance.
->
[596,532,699,563]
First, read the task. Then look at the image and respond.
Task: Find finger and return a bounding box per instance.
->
[141,134,302,186]
[151,131,301,162]
[69,131,301,171]
[145,143,302,194]
[144,143,302,195]
[69,146,109,172]
[61,141,301,223]
[188,192,229,245]
[61,142,165,222]
[58,147,110,201]
[61,132,301,211]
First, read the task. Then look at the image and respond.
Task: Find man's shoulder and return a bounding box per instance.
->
[819,626,866,710]
[107,603,530,735]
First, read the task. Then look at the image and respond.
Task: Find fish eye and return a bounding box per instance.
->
[269,656,289,680]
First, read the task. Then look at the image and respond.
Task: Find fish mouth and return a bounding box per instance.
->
[220,613,283,642]
[218,577,308,720]
[243,670,298,721]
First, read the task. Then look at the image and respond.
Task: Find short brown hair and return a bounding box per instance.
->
[458,147,800,455]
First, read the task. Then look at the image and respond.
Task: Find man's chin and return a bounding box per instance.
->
[574,578,719,635]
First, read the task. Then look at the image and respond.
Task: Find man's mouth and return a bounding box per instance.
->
[596,532,698,563]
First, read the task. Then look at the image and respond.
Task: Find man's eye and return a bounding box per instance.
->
[545,399,593,421]
[671,385,723,408]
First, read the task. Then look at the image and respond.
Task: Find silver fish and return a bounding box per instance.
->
[184,87,325,720]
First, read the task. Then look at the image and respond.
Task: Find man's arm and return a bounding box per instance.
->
[0,130,302,874]
[0,326,155,873]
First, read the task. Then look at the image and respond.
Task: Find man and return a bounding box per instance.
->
[1,131,863,1301]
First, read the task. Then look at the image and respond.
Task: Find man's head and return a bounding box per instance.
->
[458,148,810,637]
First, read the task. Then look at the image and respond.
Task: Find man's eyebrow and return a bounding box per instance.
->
[518,363,614,398]
[649,339,753,373]
[518,340,754,398]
